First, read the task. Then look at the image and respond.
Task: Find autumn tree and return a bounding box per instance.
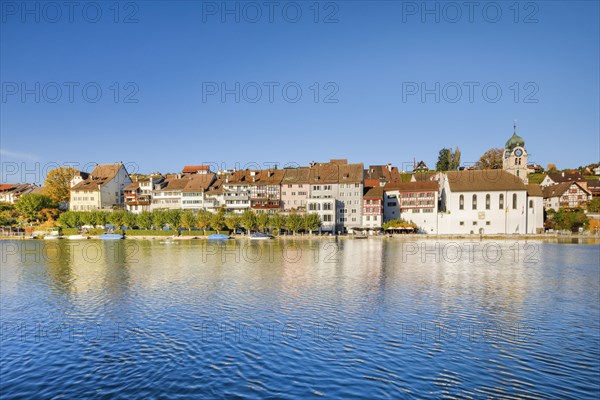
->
[225,214,241,233]
[14,194,57,222]
[547,163,558,172]
[44,167,77,203]
[195,210,211,234]
[476,148,504,169]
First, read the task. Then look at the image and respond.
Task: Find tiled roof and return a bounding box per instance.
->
[0,184,17,192]
[223,169,284,185]
[124,182,140,191]
[546,172,584,183]
[206,177,224,195]
[542,182,591,198]
[282,168,310,184]
[182,165,210,173]
[445,170,526,192]
[308,162,364,184]
[71,163,125,191]
[526,184,543,197]
[183,173,216,192]
[384,181,439,192]
[364,165,401,184]
[158,177,190,192]
[364,187,384,198]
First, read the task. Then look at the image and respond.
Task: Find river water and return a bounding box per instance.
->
[1,238,599,399]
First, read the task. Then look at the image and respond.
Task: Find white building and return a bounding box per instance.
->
[542,181,592,210]
[69,163,131,211]
[502,125,529,184]
[151,176,189,211]
[439,170,539,235]
[383,181,439,233]
[181,173,216,210]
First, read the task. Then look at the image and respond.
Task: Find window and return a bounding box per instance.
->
[387,202,396,207]
[513,193,517,209]
[459,195,464,210]
[499,194,504,209]
[472,221,477,226]
[485,194,490,210]
[486,221,491,226]
[459,221,464,226]
[412,209,420,213]
[366,216,370,221]
[529,199,534,213]
[472,194,477,210]
[323,215,332,222]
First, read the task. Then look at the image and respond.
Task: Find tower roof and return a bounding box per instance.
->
[505,123,525,150]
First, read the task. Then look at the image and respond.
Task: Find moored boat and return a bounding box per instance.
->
[68,234,89,240]
[99,233,124,240]
[249,232,274,240]
[207,233,232,240]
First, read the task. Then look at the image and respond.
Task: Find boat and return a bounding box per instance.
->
[43,234,63,240]
[99,233,124,240]
[354,235,368,239]
[67,234,89,240]
[249,232,274,240]
[207,233,232,240]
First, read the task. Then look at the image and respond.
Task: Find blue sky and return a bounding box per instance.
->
[1,0,599,182]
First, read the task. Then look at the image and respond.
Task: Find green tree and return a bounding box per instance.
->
[137,211,153,229]
[225,214,241,233]
[180,210,196,230]
[166,209,182,230]
[436,148,451,171]
[58,211,80,228]
[303,213,321,234]
[587,197,600,213]
[80,211,95,226]
[256,213,270,232]
[451,147,461,170]
[210,208,226,233]
[14,194,56,222]
[286,212,304,235]
[476,148,504,169]
[44,167,77,203]
[152,210,168,229]
[91,211,107,227]
[195,210,211,234]
[271,212,287,234]
[108,210,126,228]
[123,212,137,229]
[240,209,257,233]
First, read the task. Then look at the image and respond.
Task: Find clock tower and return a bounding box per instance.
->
[502,123,528,184]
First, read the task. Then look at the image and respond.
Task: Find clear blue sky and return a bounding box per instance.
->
[1,0,599,182]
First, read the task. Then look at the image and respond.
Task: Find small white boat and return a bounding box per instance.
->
[249,232,274,240]
[44,235,63,240]
[67,234,89,240]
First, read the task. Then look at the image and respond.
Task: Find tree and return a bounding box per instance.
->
[587,198,600,213]
[271,212,286,234]
[476,148,503,169]
[304,213,321,234]
[180,210,196,230]
[196,210,211,234]
[210,208,226,233]
[137,211,153,229]
[58,211,80,228]
[240,210,257,233]
[166,210,182,230]
[256,213,270,232]
[44,167,77,203]
[123,212,137,229]
[436,148,452,171]
[14,194,56,222]
[91,211,107,227]
[451,147,461,170]
[547,163,558,172]
[38,208,60,221]
[286,212,304,235]
[152,210,168,230]
[225,214,241,233]
[80,211,95,226]
[108,210,126,229]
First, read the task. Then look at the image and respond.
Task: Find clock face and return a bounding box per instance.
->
[515,149,523,156]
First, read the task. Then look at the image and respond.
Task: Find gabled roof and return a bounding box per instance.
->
[384,181,439,192]
[526,184,543,197]
[308,162,364,184]
[223,169,284,186]
[156,177,190,192]
[0,184,17,192]
[282,167,310,185]
[546,172,584,183]
[445,170,526,192]
[182,165,210,174]
[364,165,401,185]
[364,187,384,199]
[71,163,125,191]
[124,182,140,191]
[542,181,591,198]
[183,173,216,192]
[206,177,224,195]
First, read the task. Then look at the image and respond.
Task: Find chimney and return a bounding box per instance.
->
[562,172,565,177]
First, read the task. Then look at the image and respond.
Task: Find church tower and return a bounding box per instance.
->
[502,123,528,184]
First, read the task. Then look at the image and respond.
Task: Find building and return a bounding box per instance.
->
[363,164,401,188]
[502,124,529,184]
[306,160,364,233]
[413,160,429,172]
[540,171,585,187]
[542,181,592,210]
[362,187,383,230]
[249,169,284,213]
[124,175,164,214]
[151,176,190,211]
[0,183,37,204]
[181,165,211,175]
[383,181,439,233]
[222,170,252,213]
[69,170,90,188]
[526,184,544,234]
[587,181,600,198]
[281,167,310,212]
[204,177,225,213]
[69,163,131,211]
[181,173,217,211]
[439,170,536,235]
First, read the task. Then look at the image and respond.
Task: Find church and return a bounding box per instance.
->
[436,126,544,235]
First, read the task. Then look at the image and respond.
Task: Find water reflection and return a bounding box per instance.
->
[0,239,598,399]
